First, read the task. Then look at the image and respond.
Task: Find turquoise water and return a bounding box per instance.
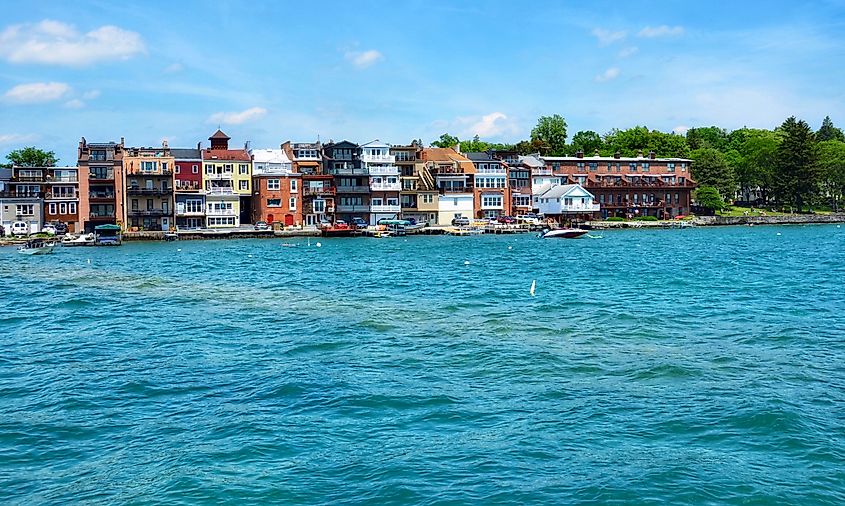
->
[2,225,844,504]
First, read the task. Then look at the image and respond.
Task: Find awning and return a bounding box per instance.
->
[95,224,121,230]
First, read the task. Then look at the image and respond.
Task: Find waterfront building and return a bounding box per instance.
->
[543,151,695,218]
[3,166,80,232]
[78,138,125,233]
[0,195,44,234]
[250,148,301,226]
[507,155,536,216]
[360,139,401,225]
[465,151,511,219]
[172,147,205,230]
[394,142,436,224]
[322,140,367,224]
[421,147,476,225]
[282,140,329,226]
[202,130,252,228]
[123,143,175,231]
[534,183,600,221]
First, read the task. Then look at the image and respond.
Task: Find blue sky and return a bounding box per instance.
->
[1,0,844,164]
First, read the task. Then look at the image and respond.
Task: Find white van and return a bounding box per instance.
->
[11,221,30,236]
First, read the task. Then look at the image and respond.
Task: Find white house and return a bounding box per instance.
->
[250,148,293,175]
[535,184,600,216]
[437,193,474,225]
[360,139,401,225]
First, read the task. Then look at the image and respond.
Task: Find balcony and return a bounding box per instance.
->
[12,176,45,182]
[128,169,173,177]
[476,167,507,175]
[335,185,370,193]
[128,209,171,217]
[205,171,234,179]
[329,167,369,176]
[335,204,370,213]
[127,187,173,196]
[368,165,399,176]
[176,207,205,217]
[89,192,116,201]
[440,187,470,193]
[362,153,395,164]
[206,208,238,216]
[45,191,79,200]
[532,168,553,176]
[303,186,336,196]
[51,176,79,182]
[207,187,237,196]
[89,171,114,181]
[89,212,115,219]
[370,182,401,191]
[370,204,401,213]
[561,202,601,212]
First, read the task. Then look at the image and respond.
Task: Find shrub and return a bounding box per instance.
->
[606,216,624,222]
[633,215,659,221]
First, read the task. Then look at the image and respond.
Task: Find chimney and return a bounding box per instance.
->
[575,150,584,158]
[614,151,621,159]
[120,137,125,146]
[197,142,201,150]
[648,150,656,159]
[162,139,169,148]
[594,149,600,157]
[637,149,644,158]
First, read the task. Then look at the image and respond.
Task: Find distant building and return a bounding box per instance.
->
[251,148,301,227]
[360,140,400,225]
[201,130,251,228]
[393,142,432,223]
[78,138,125,233]
[172,147,204,230]
[123,143,175,231]
[421,147,476,225]
[465,151,510,219]
[323,140,366,224]
[534,183,600,220]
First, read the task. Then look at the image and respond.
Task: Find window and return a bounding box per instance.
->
[205,164,213,174]
[422,194,433,204]
[267,199,281,207]
[313,199,325,213]
[577,162,585,171]
[142,161,155,172]
[175,165,181,174]
[192,165,199,174]
[147,199,154,210]
[667,163,675,172]
[239,180,248,191]
[290,179,298,192]
[16,204,34,215]
[629,163,637,172]
[267,179,280,190]
[642,163,650,172]
[482,195,503,208]
[59,203,67,214]
[49,203,57,214]
[239,164,249,174]
[69,202,76,214]
[371,198,383,206]
[162,162,168,172]
[224,164,233,172]
[289,197,296,210]
[186,200,203,213]
[589,162,597,171]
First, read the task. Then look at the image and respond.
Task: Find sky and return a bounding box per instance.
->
[1,0,844,164]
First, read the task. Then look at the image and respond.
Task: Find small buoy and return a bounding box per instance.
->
[248,254,253,258]
[838,225,841,228]
[87,258,91,264]
[530,280,536,297]
[177,248,181,252]
[508,246,513,250]
[464,260,470,265]
[776,232,781,236]
[316,242,322,248]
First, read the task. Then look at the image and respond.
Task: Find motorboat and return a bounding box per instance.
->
[539,228,589,239]
[61,233,96,247]
[17,239,56,255]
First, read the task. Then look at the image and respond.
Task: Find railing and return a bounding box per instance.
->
[127,187,173,195]
[335,185,370,193]
[89,154,108,161]
[440,187,470,193]
[89,212,115,219]
[207,187,237,195]
[362,154,395,163]
[1,191,42,198]
[89,192,115,200]
[205,171,234,178]
[51,176,78,182]
[370,204,401,213]
[370,182,401,191]
[45,191,79,199]
[559,203,602,212]
[12,176,44,182]
[335,204,370,212]
[368,165,399,175]
[206,208,237,216]
[329,167,369,176]
[128,209,170,217]
[176,208,205,216]
[89,171,114,181]
[303,187,336,196]
[476,168,507,175]
[532,168,553,176]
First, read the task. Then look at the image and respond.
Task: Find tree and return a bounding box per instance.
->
[694,186,726,214]
[733,129,780,204]
[647,130,690,158]
[5,146,58,167]
[816,116,845,142]
[815,140,845,211]
[570,130,603,155]
[686,126,729,151]
[603,126,650,157]
[530,115,568,155]
[431,133,459,148]
[690,147,736,200]
[774,116,819,212]
[513,138,550,155]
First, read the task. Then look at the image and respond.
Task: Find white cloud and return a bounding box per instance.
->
[4,82,70,103]
[164,63,183,74]
[591,28,626,46]
[64,99,85,109]
[0,133,37,144]
[82,89,100,100]
[618,46,639,58]
[0,19,145,66]
[207,107,267,125]
[594,67,621,83]
[344,49,383,69]
[638,25,684,38]
[673,125,689,135]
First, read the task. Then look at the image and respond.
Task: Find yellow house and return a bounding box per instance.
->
[122,142,176,231]
[201,130,252,227]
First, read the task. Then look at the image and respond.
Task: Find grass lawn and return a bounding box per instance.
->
[717,206,836,217]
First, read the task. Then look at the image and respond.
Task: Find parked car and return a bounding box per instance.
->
[49,221,68,235]
[41,224,57,235]
[334,219,350,229]
[516,215,541,225]
[497,216,516,224]
[318,217,332,227]
[254,221,269,230]
[11,221,29,236]
[351,217,368,229]
[451,216,471,226]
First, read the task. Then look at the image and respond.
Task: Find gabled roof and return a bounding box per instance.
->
[537,183,595,199]
[465,151,495,161]
[171,148,201,160]
[359,139,390,148]
[209,129,231,141]
[421,148,476,174]
[518,155,544,167]
[328,140,358,149]
[201,148,250,161]
[251,148,291,164]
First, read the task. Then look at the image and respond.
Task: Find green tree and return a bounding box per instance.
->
[647,130,690,158]
[815,140,845,211]
[530,115,568,155]
[603,126,650,157]
[570,130,603,155]
[734,129,780,204]
[686,126,729,151]
[513,138,549,155]
[690,147,736,200]
[5,146,58,167]
[431,133,460,148]
[694,186,726,214]
[816,116,845,142]
[774,116,819,212]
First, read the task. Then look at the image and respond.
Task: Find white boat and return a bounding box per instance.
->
[17,239,56,255]
[61,233,96,247]
[539,228,589,239]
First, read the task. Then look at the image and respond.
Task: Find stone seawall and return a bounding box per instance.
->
[695,214,845,226]
[122,229,321,241]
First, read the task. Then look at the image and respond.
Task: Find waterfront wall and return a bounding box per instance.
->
[694,214,845,226]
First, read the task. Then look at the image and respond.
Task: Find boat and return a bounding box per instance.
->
[61,233,96,247]
[17,238,56,255]
[539,228,589,239]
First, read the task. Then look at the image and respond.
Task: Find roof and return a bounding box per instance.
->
[251,148,291,164]
[542,155,692,163]
[518,155,544,167]
[95,224,122,230]
[422,148,476,174]
[209,129,231,140]
[465,152,495,161]
[202,148,250,161]
[360,139,390,148]
[171,148,201,160]
[537,183,595,199]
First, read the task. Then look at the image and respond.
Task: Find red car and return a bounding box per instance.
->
[497,216,516,224]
